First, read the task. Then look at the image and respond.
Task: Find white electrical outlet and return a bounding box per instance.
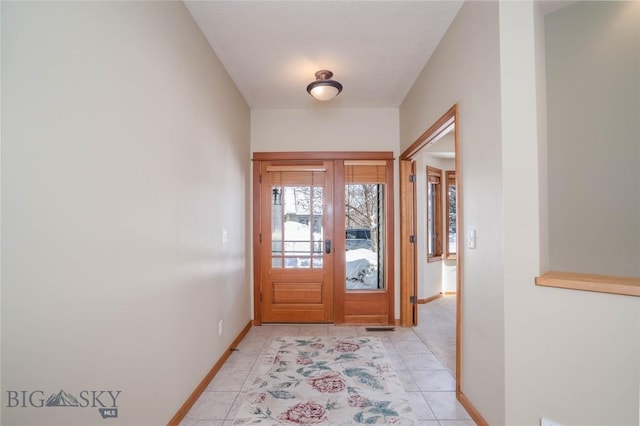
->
[221,228,228,244]
[218,320,224,336]
[541,418,562,426]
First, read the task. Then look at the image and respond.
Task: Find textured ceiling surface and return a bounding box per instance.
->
[185,1,464,109]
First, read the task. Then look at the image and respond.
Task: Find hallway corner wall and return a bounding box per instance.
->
[1,2,251,424]
[400,2,505,423]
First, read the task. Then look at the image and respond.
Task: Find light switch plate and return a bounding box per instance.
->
[467,228,476,249]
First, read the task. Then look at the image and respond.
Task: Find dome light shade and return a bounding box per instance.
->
[306,70,343,101]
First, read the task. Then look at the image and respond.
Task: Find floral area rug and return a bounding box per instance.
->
[233,336,416,425]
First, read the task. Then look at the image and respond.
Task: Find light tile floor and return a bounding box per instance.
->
[181,324,475,426]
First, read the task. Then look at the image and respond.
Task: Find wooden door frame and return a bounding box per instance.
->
[252,151,394,326]
[399,159,418,325]
[398,104,462,393]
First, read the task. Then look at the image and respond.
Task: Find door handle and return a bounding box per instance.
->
[325,239,331,254]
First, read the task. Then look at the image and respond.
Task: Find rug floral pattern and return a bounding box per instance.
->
[233,336,416,425]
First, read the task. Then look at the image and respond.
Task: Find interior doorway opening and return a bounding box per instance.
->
[399,105,462,394]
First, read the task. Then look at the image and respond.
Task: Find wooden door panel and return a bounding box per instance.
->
[264,271,330,322]
[343,292,388,325]
[273,283,323,304]
[259,161,334,323]
[344,293,387,315]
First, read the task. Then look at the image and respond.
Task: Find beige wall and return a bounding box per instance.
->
[441,260,456,294]
[251,108,399,153]
[403,1,640,425]
[400,2,506,423]
[546,1,640,277]
[1,2,251,425]
[502,2,640,425]
[251,108,401,315]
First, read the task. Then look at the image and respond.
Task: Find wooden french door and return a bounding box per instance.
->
[334,159,394,325]
[258,160,334,323]
[252,152,394,325]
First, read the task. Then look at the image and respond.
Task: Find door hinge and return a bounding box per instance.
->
[409,235,416,243]
[259,174,262,183]
[409,174,416,183]
[259,233,262,243]
[410,296,417,304]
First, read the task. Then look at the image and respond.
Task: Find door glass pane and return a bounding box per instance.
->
[447,181,457,255]
[345,184,385,290]
[272,184,323,269]
[272,188,284,268]
[428,182,436,256]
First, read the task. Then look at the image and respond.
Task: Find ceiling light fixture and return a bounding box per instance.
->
[306,70,343,101]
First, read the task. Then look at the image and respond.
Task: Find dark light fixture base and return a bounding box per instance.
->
[306,69,343,101]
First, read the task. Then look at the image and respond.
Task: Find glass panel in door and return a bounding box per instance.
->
[345,183,385,290]
[271,186,324,269]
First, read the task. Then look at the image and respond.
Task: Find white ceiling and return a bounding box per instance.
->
[184,1,464,109]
